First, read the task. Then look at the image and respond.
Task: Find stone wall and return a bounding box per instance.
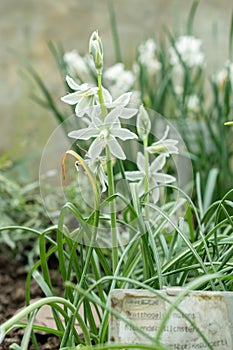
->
[1,0,232,179]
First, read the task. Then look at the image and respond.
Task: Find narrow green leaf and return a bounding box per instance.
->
[203,168,219,212]
[108,0,122,62]
[186,0,200,35]
[229,11,233,60]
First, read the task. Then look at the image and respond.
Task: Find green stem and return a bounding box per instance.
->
[108,0,122,62]
[106,146,118,273]
[97,71,118,272]
[143,137,150,221]
[97,72,108,118]
[60,152,101,346]
[140,137,151,280]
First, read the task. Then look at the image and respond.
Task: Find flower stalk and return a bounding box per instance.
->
[97,71,108,118]
[137,105,151,221]
[106,145,118,272]
[143,137,150,221]
[94,48,118,272]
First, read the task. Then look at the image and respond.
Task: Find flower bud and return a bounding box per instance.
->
[137,105,151,140]
[89,30,104,73]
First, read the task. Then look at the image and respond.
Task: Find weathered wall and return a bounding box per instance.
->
[1,0,232,178]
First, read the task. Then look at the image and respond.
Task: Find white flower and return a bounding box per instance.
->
[186,94,200,113]
[169,36,205,68]
[146,126,179,156]
[214,60,233,90]
[61,75,137,119]
[138,39,162,74]
[104,63,126,81]
[79,156,108,193]
[104,63,135,97]
[91,92,138,120]
[214,69,228,90]
[63,50,91,82]
[61,75,111,117]
[125,152,176,203]
[68,107,138,160]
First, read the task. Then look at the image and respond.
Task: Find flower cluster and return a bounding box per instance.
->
[137,38,162,74]
[169,36,205,68]
[63,35,207,104]
[61,31,178,205]
[168,35,205,96]
[68,106,137,160]
[103,63,135,98]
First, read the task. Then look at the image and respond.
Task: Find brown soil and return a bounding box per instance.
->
[0,254,60,349]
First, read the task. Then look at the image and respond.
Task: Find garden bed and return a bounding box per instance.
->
[0,254,60,349]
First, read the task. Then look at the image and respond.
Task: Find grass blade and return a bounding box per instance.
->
[186,0,200,35]
[108,0,122,62]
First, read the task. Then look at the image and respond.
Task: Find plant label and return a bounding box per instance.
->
[109,289,233,349]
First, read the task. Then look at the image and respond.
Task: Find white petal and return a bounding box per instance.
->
[111,128,138,140]
[160,126,170,141]
[137,179,145,197]
[76,103,94,118]
[88,138,105,158]
[151,187,160,203]
[90,105,102,119]
[110,92,132,107]
[120,107,138,119]
[165,139,179,146]
[99,171,108,192]
[136,152,146,172]
[75,96,95,116]
[105,107,123,124]
[66,75,88,91]
[111,119,121,130]
[102,87,113,104]
[150,154,166,173]
[153,173,176,184]
[147,139,179,155]
[125,171,144,181]
[108,137,126,159]
[92,115,103,128]
[68,127,98,140]
[61,92,80,105]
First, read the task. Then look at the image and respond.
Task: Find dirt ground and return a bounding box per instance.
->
[0,254,60,349]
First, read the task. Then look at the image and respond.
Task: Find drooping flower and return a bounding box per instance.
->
[68,107,138,160]
[169,36,205,68]
[77,156,108,193]
[146,126,179,156]
[61,75,111,117]
[125,152,176,203]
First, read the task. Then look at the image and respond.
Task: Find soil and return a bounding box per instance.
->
[0,253,60,349]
